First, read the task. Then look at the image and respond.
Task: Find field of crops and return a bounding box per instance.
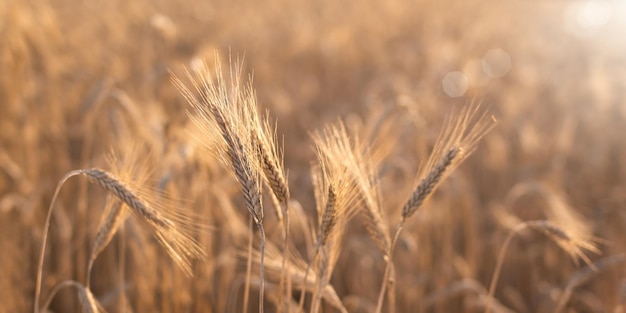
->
[2,0,626,312]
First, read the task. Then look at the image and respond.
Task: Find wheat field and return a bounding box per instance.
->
[2,0,626,312]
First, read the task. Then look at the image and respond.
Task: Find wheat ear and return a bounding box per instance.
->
[80,168,205,274]
[401,147,459,220]
[373,147,460,313]
[376,103,496,313]
[251,115,291,312]
[298,184,336,311]
[35,170,84,313]
[304,124,362,313]
[252,242,349,313]
[173,57,266,313]
[35,166,204,313]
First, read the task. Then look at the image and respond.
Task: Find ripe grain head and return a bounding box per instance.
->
[401,102,497,220]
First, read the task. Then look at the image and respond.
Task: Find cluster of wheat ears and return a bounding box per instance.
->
[32,58,607,313]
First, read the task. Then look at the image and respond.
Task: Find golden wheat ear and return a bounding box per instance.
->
[402,103,497,221]
[86,141,207,286]
[172,56,267,313]
[249,110,291,313]
[80,168,206,274]
[300,122,363,313]
[35,166,205,313]
[375,103,496,313]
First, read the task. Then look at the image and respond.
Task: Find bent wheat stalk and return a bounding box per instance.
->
[40,280,105,313]
[485,220,598,313]
[35,168,205,313]
[35,170,84,313]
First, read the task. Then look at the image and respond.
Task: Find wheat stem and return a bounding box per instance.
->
[243,217,253,313]
[34,170,84,313]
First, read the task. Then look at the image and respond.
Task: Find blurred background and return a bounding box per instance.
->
[1,0,626,312]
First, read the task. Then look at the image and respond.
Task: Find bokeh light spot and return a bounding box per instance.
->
[565,0,612,36]
[482,49,511,78]
[442,71,469,97]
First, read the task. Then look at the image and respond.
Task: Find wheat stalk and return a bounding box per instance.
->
[35,170,87,313]
[40,280,106,313]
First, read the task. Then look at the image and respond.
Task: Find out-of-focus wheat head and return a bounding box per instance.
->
[502,182,601,265]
